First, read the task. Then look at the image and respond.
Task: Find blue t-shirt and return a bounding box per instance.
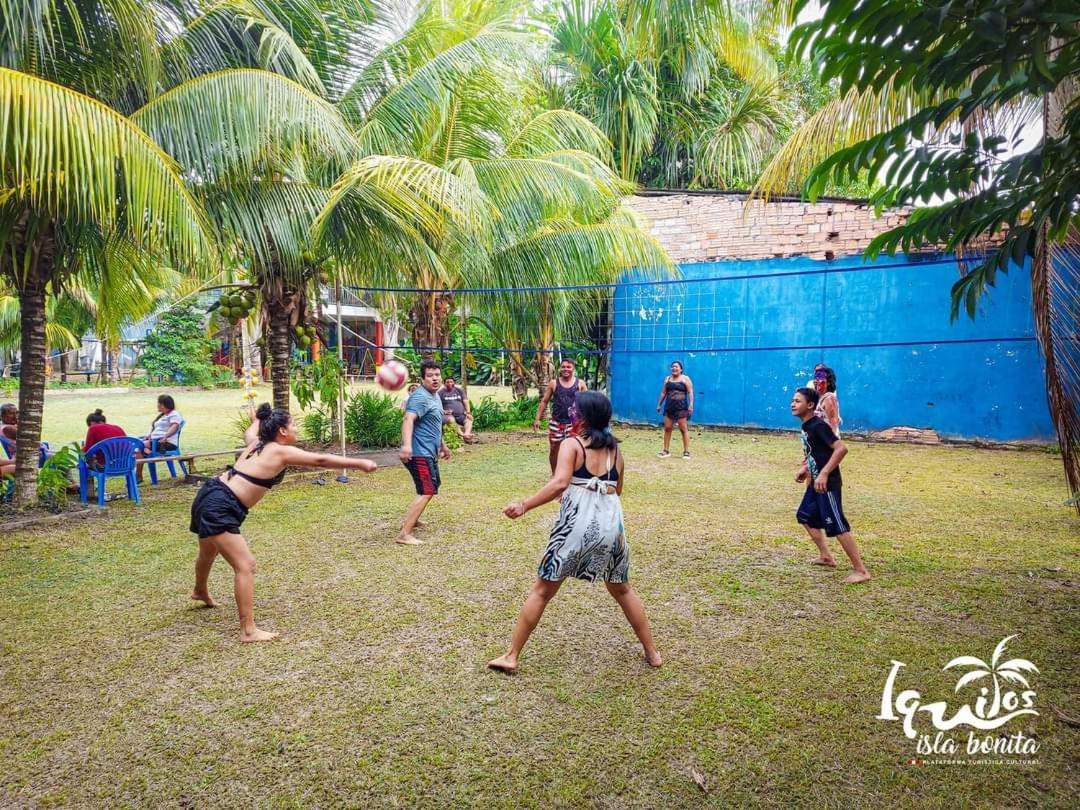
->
[406,387,444,458]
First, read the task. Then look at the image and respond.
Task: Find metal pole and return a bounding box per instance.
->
[459,293,467,394]
[335,277,348,483]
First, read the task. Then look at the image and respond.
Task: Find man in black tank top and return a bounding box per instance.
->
[533,358,588,473]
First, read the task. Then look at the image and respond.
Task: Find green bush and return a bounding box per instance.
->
[442,422,463,450]
[302,408,335,444]
[470,395,539,431]
[37,443,80,512]
[344,390,402,448]
[0,377,17,396]
[210,364,241,388]
[140,302,215,385]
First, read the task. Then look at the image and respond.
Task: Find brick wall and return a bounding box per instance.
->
[624,192,909,263]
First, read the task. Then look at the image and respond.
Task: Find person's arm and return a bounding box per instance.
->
[795,460,809,483]
[159,414,183,442]
[400,411,417,463]
[244,415,260,446]
[440,436,451,460]
[82,428,94,454]
[615,447,625,496]
[656,377,669,412]
[533,382,554,431]
[814,438,847,493]
[822,395,839,432]
[277,445,377,472]
[504,440,577,518]
[578,379,587,392]
[463,395,471,417]
[685,376,694,415]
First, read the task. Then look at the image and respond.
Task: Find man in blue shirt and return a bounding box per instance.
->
[398,360,451,545]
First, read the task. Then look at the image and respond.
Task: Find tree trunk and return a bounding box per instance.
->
[532,297,556,390]
[409,291,454,360]
[508,346,529,400]
[14,257,49,507]
[58,352,68,383]
[267,299,292,412]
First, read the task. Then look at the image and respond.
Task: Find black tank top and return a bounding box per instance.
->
[552,377,580,423]
[665,379,688,402]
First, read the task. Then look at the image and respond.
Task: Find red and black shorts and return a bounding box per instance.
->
[548,420,575,443]
[403,456,440,496]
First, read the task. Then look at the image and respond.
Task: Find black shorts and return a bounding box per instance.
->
[796,487,850,537]
[190,478,249,538]
[150,440,177,453]
[403,456,440,496]
[664,405,689,420]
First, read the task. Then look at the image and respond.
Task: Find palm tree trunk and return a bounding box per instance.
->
[14,253,49,507]
[267,299,292,412]
[58,351,68,383]
[409,291,454,360]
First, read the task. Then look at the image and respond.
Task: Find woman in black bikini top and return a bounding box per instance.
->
[189,403,378,643]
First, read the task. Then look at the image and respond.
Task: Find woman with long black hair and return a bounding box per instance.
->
[489,391,661,674]
[189,403,377,642]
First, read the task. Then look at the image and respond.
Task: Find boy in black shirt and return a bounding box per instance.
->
[791,387,871,584]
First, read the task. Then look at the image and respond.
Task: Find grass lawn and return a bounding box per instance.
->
[31,384,515,454]
[1,427,1077,807]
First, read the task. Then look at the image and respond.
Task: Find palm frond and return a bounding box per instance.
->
[132,68,356,182]
[0,68,213,269]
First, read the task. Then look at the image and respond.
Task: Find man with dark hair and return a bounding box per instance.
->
[791,387,870,585]
[533,358,587,473]
[439,375,474,443]
[1,403,17,444]
[398,360,450,545]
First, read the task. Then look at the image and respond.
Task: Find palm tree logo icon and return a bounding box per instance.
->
[944,635,1040,719]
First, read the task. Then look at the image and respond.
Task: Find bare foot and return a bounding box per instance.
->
[190,590,218,607]
[811,557,837,568]
[239,627,280,642]
[844,571,872,585]
[645,650,663,668]
[487,654,517,675]
[396,534,424,545]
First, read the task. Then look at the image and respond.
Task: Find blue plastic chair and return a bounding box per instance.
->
[147,422,188,484]
[79,437,143,507]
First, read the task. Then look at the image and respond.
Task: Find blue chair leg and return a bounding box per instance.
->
[79,467,89,505]
[166,459,177,479]
[129,473,141,505]
[178,458,189,477]
[97,472,107,508]
[148,460,158,485]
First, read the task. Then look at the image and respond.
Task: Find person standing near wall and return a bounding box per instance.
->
[533,359,588,473]
[655,361,694,458]
[813,366,842,435]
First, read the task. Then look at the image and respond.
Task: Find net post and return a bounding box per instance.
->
[460,292,468,395]
[335,277,348,483]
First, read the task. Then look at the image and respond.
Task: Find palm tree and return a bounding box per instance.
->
[944,635,1040,719]
[0,2,216,504]
[319,1,673,384]
[548,0,791,187]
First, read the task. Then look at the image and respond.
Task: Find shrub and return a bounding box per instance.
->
[211,364,241,388]
[344,390,402,448]
[469,395,539,431]
[442,422,463,450]
[303,408,335,444]
[37,443,80,512]
[140,302,215,385]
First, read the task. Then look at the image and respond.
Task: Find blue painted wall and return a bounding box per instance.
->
[610,254,1055,441]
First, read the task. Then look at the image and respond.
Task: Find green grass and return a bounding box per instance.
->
[31,384,514,453]
[1,428,1077,807]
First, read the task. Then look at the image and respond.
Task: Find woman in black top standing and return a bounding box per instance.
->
[189,403,377,642]
[655,361,694,458]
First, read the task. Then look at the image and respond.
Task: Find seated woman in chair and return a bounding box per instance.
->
[82,409,128,498]
[136,394,184,482]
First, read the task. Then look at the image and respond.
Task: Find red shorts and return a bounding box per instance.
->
[548,421,575,443]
